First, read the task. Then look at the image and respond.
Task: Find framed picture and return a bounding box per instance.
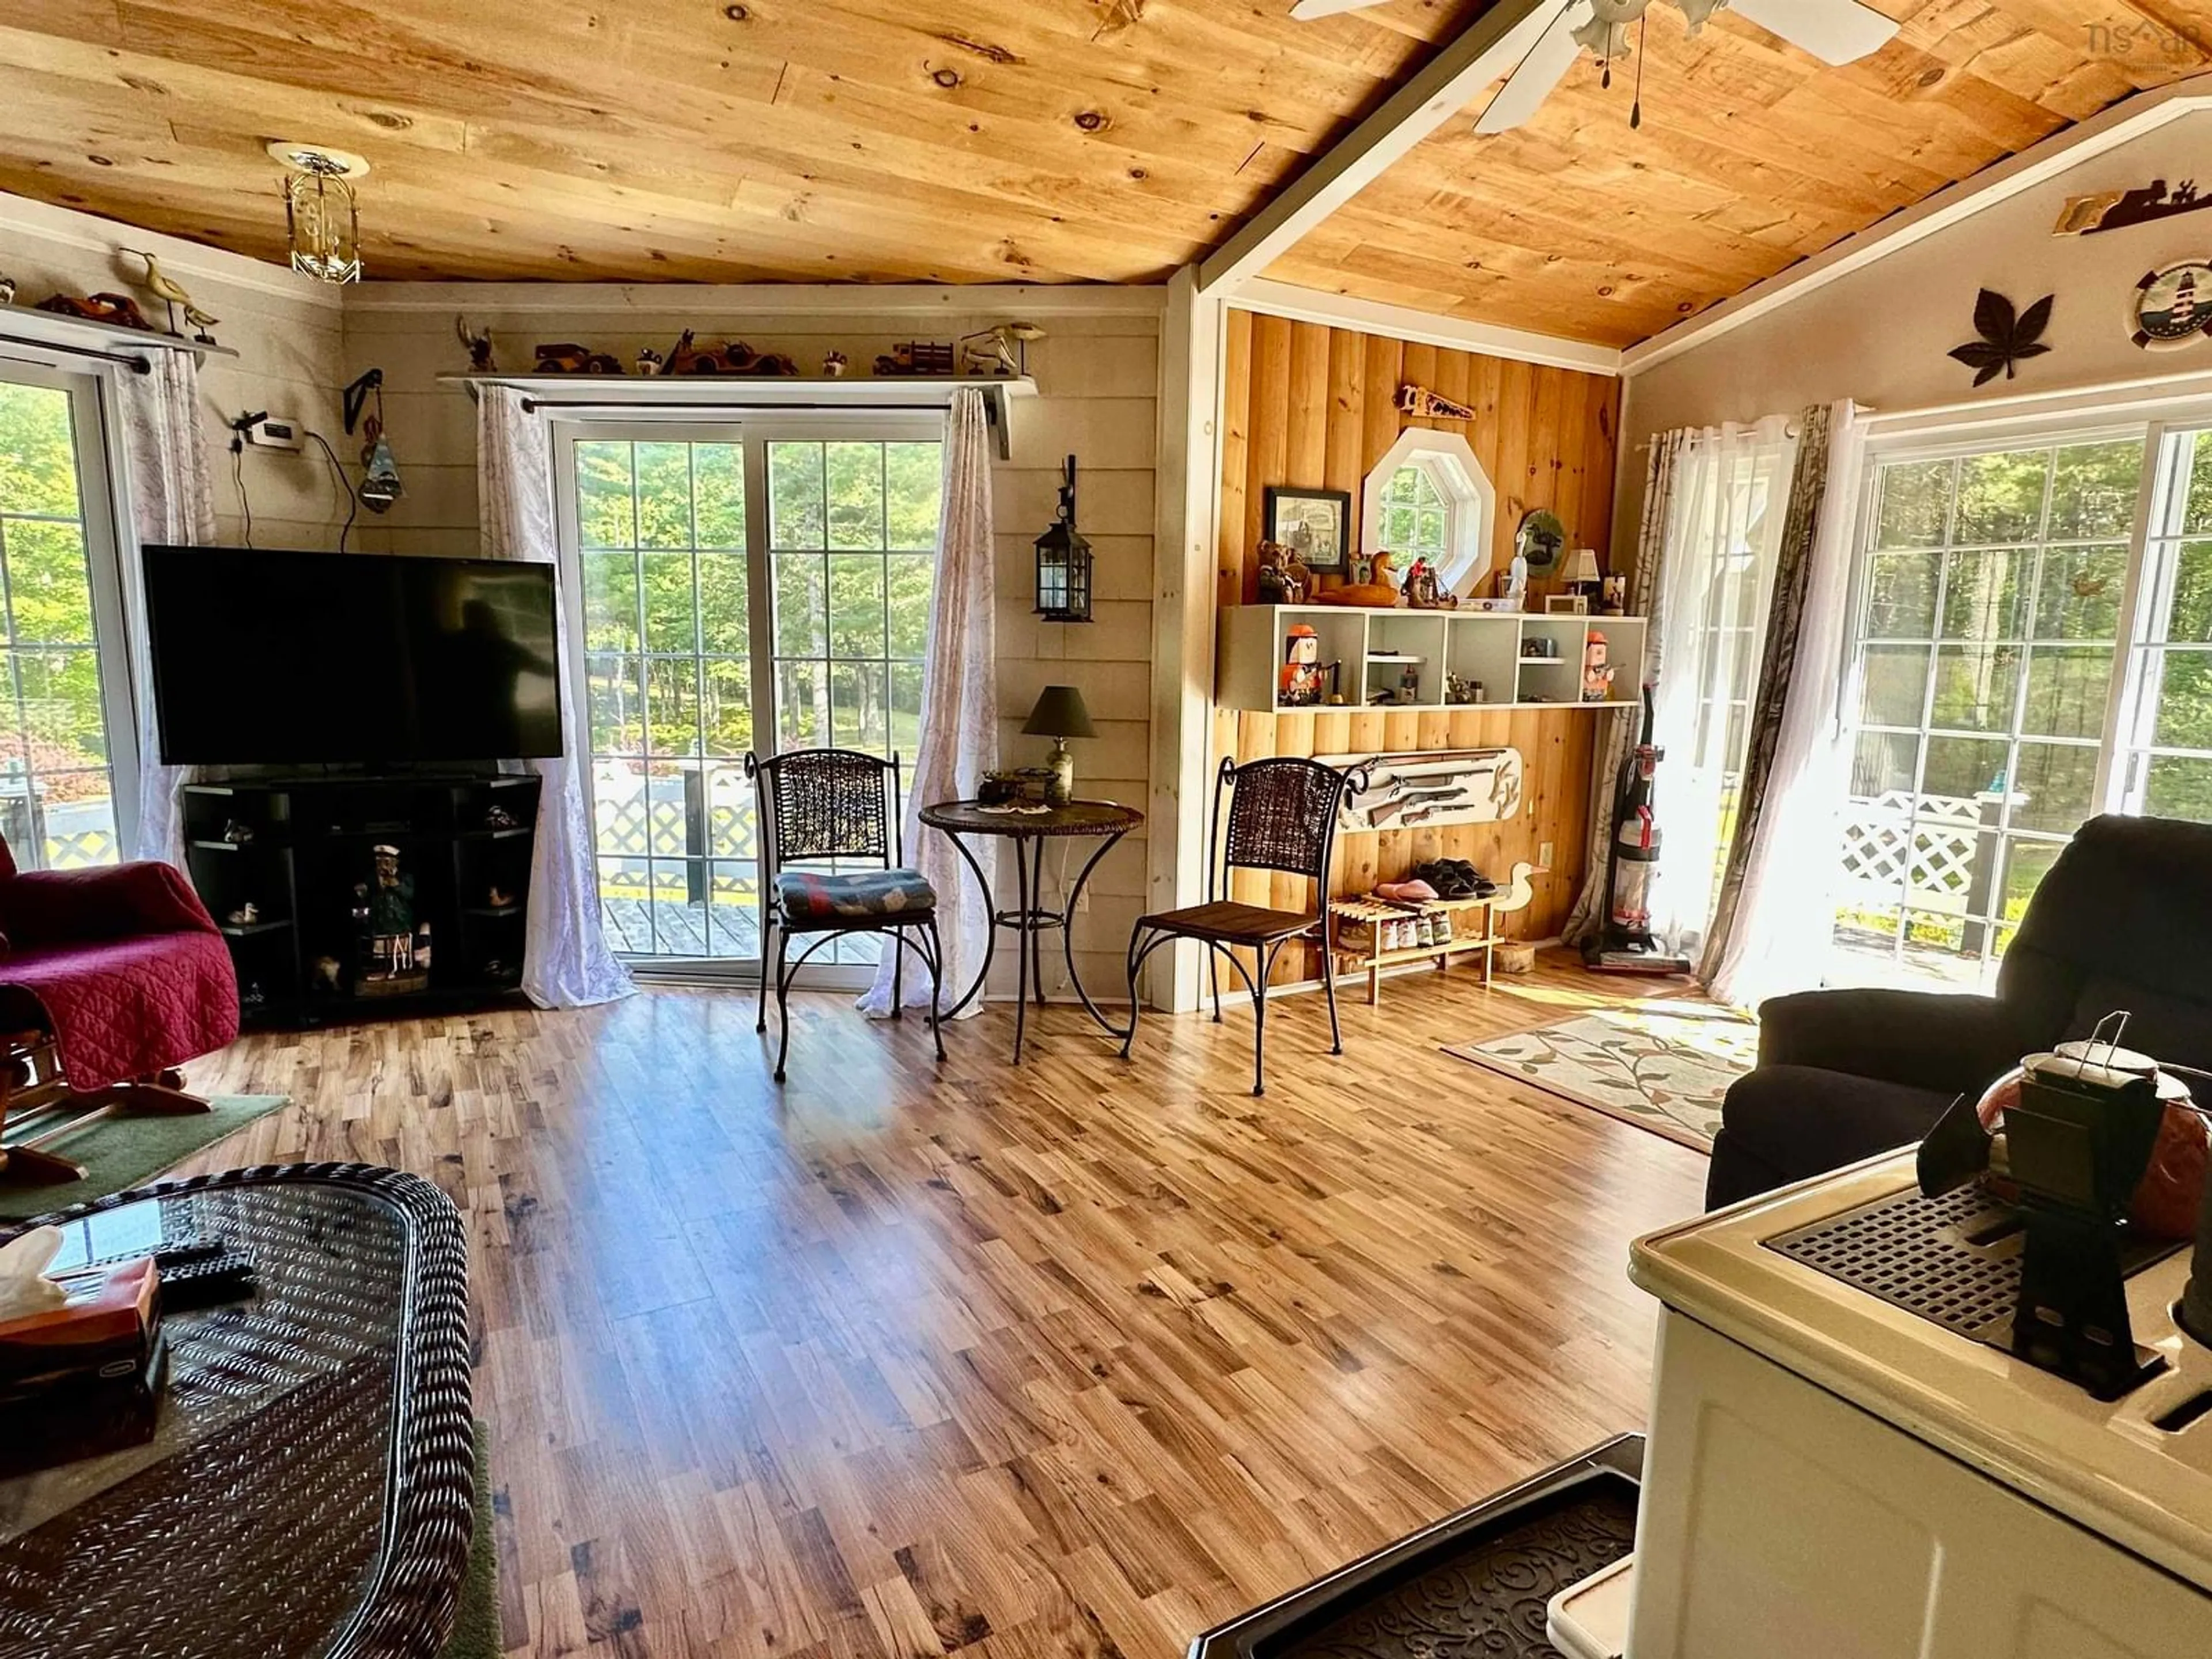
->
[1544,593,1589,615]
[1263,486,1352,573]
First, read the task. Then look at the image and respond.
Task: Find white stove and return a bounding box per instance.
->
[1571,1150,2212,1658]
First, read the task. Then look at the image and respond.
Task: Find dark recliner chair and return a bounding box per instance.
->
[1707,814,2212,1209]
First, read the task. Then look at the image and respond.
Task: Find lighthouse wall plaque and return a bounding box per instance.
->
[2131,260,2212,350]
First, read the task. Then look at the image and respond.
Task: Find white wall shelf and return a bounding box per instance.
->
[1217,603,1646,714]
[438,372,1035,457]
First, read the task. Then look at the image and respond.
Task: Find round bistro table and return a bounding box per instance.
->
[919,798,1144,1063]
[0,1164,474,1659]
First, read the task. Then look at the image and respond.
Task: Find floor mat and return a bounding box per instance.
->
[1445,1001,1756,1152]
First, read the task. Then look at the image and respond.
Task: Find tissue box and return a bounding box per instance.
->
[0,1255,161,1405]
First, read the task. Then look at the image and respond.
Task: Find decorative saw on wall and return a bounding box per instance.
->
[1289,0,1897,134]
[1397,383,1475,420]
[2054,177,2212,237]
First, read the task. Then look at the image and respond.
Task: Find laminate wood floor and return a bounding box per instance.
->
[179,955,1709,1659]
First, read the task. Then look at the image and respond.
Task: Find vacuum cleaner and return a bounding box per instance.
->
[1583,685,1694,975]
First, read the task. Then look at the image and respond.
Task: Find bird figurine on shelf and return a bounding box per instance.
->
[1317,551,1400,607]
[120,248,217,343]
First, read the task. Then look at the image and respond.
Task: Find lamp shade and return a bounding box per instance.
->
[1022,685,1096,740]
[1563,547,1603,586]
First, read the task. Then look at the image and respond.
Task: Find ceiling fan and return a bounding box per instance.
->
[1288,0,1899,134]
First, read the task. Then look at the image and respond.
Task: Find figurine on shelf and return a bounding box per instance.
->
[636,345,665,376]
[1256,539,1312,604]
[37,292,154,332]
[1318,551,1399,607]
[874,341,957,376]
[483,804,520,831]
[1401,556,1454,609]
[487,885,514,909]
[1281,624,1327,706]
[224,902,259,926]
[220,819,255,845]
[823,350,849,378]
[1582,632,1616,702]
[959,321,1045,377]
[120,249,218,343]
[1446,674,1486,706]
[533,342,623,374]
[1503,546,1530,609]
[456,316,496,373]
[0,275,16,306]
[354,843,430,992]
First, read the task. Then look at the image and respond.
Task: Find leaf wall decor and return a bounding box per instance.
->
[1948,289,2054,387]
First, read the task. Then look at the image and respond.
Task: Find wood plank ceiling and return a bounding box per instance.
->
[1265,0,2212,345]
[0,0,1488,285]
[0,0,2207,347]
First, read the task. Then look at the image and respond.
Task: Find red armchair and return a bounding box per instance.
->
[0,835,240,1184]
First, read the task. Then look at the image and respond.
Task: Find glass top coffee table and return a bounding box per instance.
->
[0,1164,474,1659]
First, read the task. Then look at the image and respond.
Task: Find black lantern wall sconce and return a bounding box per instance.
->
[1034,454,1092,623]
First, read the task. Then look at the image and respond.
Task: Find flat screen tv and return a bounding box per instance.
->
[143,545,563,765]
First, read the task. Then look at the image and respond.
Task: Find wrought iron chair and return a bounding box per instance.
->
[1120,755,1363,1096]
[746,748,945,1083]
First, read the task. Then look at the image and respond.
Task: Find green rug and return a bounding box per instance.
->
[0,1094,291,1220]
[444,1420,499,1659]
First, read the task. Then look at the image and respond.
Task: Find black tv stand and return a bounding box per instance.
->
[181,772,541,1029]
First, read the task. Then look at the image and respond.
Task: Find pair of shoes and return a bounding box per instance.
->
[1413,858,1494,899]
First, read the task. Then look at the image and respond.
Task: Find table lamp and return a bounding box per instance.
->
[1563,547,1602,609]
[1022,685,1095,806]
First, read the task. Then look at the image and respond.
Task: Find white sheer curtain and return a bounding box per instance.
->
[477,386,635,1009]
[1644,416,1797,957]
[858,389,997,1018]
[1704,400,1865,1009]
[116,353,218,866]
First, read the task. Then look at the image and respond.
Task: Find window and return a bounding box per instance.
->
[1377,464,1452,568]
[1360,429,1494,594]
[0,371,131,871]
[1834,435,2143,987]
[556,421,942,976]
[2115,427,2212,820]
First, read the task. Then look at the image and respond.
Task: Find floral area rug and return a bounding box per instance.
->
[1444,1001,1757,1153]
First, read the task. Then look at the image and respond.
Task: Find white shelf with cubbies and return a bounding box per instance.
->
[1216,604,1646,714]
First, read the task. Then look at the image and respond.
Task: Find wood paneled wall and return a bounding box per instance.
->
[1211,312,1622,969]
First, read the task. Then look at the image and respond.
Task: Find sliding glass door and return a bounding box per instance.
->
[552,419,942,977]
[0,369,133,870]
[2115,427,2212,819]
[1835,435,2142,987]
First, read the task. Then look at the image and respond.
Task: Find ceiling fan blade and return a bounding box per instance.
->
[1290,0,1392,19]
[1726,0,1899,63]
[1474,2,1589,135]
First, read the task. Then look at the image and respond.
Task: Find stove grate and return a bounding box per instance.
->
[1765,1180,2025,1340]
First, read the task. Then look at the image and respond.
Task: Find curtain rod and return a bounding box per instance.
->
[0,338,151,375]
[517,395,990,420]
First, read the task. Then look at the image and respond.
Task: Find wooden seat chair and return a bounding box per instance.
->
[747,748,946,1084]
[1120,755,1363,1096]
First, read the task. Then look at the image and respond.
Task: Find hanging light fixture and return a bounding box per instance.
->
[268,142,368,285]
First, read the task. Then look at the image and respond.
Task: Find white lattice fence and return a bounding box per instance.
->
[1838,791,1985,915]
